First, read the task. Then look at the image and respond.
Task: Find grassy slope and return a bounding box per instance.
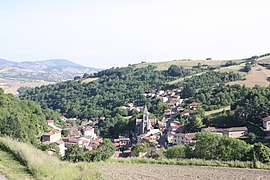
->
[0,150,33,179]
[205,106,231,117]
[133,59,243,70]
[226,65,270,87]
[257,55,270,63]
[81,77,99,84]
[0,137,101,180]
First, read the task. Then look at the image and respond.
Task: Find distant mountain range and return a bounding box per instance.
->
[0,58,101,82]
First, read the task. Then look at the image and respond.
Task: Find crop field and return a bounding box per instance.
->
[97,163,270,180]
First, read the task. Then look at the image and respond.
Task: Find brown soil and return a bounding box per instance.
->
[97,164,270,180]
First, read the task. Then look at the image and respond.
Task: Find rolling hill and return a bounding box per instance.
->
[0,58,101,95]
[0,58,100,82]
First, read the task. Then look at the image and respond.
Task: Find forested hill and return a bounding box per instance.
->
[20,64,245,137]
[0,89,61,145]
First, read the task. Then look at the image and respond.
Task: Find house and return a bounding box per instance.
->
[201,126,248,138]
[167,132,174,144]
[55,140,66,157]
[262,116,270,130]
[79,137,91,147]
[169,98,183,106]
[82,126,96,139]
[68,126,81,137]
[114,136,131,146]
[158,96,169,103]
[114,136,131,151]
[169,121,183,132]
[157,121,166,131]
[189,103,201,110]
[47,120,54,126]
[223,127,248,138]
[177,106,185,112]
[41,130,61,143]
[65,137,83,148]
[180,110,191,117]
[158,90,165,95]
[164,109,171,116]
[172,133,196,145]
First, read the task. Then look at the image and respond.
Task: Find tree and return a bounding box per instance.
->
[98,139,115,160]
[165,145,186,159]
[243,63,252,72]
[84,139,114,162]
[131,143,149,157]
[64,145,84,162]
[248,132,256,143]
[192,133,251,161]
[253,142,270,163]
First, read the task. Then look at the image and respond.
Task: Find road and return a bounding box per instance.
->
[158,106,177,148]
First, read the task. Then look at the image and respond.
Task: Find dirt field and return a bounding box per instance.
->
[97,164,270,180]
[0,78,53,95]
[227,64,270,87]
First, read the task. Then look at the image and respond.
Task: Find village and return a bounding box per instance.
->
[40,87,270,158]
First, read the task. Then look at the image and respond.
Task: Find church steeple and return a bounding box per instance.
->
[142,104,151,134]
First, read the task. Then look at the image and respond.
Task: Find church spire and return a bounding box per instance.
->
[142,104,151,134]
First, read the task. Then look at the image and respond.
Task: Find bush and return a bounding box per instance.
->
[165,145,186,159]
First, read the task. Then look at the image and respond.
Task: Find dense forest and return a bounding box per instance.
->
[0,89,61,145]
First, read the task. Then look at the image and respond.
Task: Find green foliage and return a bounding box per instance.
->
[231,87,270,130]
[165,145,187,159]
[164,65,195,77]
[63,145,84,162]
[248,132,256,143]
[83,139,115,162]
[131,143,149,157]
[192,133,251,161]
[0,89,57,145]
[221,60,238,67]
[21,66,178,137]
[0,137,101,179]
[253,142,270,163]
[243,63,252,72]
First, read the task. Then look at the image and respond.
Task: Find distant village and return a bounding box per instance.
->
[40,87,270,158]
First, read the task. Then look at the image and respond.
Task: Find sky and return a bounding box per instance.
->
[0,0,270,68]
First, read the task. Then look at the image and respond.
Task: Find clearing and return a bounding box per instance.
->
[205,106,231,117]
[81,77,99,84]
[97,163,270,180]
[0,77,53,95]
[226,64,270,87]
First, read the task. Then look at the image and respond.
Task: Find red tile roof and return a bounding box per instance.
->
[263,116,270,122]
[56,140,64,145]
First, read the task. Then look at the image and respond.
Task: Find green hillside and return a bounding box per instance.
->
[0,89,60,145]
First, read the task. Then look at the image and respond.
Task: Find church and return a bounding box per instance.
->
[135,105,156,135]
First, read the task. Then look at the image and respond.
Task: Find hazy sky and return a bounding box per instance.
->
[0,0,269,68]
